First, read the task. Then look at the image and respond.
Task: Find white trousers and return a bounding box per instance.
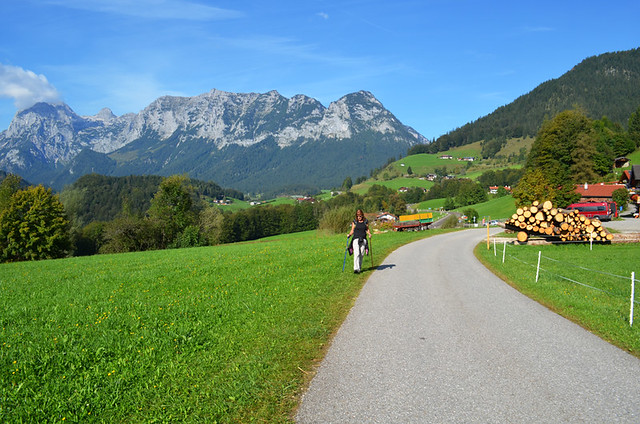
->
[352,238,366,271]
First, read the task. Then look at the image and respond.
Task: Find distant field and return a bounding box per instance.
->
[456,195,517,220]
[496,136,535,157]
[390,153,476,176]
[627,148,640,165]
[415,198,447,210]
[0,228,454,423]
[213,196,297,211]
[352,177,434,194]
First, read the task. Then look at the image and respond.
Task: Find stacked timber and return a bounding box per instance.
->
[504,200,613,243]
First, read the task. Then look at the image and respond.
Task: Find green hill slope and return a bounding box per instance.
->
[420,48,640,153]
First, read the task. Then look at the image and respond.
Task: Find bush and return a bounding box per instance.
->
[318,206,355,234]
[439,214,459,229]
[172,225,203,248]
[612,188,629,211]
[462,208,479,224]
[0,185,71,261]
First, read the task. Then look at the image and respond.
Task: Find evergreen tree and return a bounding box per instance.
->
[629,106,640,148]
[342,176,353,191]
[0,185,71,261]
[570,132,599,183]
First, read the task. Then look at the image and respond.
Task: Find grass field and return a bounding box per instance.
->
[476,241,640,357]
[626,148,640,165]
[0,228,453,423]
[456,195,517,220]
[352,177,434,194]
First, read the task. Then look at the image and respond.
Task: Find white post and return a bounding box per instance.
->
[631,272,635,327]
[535,251,542,282]
[502,240,506,264]
[590,232,593,251]
[493,237,496,256]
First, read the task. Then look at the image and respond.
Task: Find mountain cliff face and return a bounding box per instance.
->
[0,89,425,193]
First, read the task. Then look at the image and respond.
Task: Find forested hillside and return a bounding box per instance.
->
[59,174,245,227]
[412,48,640,154]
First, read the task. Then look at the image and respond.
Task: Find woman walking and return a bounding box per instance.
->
[347,209,371,274]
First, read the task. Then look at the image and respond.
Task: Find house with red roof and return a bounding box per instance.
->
[574,183,627,202]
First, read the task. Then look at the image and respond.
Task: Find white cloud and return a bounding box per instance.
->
[43,0,243,21]
[0,64,61,110]
[317,12,329,20]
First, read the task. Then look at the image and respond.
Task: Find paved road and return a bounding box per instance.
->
[296,229,640,423]
[605,217,640,233]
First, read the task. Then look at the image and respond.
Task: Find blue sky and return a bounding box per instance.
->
[1,0,639,140]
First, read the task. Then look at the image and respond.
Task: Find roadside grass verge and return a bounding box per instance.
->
[1,228,452,423]
[475,241,640,357]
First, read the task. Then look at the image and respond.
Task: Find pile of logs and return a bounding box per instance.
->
[504,200,613,243]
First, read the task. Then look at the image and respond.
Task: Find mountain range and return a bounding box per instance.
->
[0,90,425,194]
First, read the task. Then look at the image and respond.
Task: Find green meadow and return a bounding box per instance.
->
[456,195,517,220]
[352,177,434,194]
[476,241,640,357]
[0,228,452,423]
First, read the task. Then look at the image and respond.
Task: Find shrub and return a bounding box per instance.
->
[318,206,355,234]
[440,214,459,229]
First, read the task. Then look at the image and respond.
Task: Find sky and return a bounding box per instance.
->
[1,0,639,140]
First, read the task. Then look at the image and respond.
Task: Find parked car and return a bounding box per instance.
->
[566,201,617,221]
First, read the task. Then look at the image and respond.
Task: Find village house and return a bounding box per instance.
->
[439,155,453,160]
[376,212,397,222]
[627,165,640,189]
[458,157,475,162]
[296,196,316,203]
[489,185,511,194]
[574,182,627,202]
[614,157,631,168]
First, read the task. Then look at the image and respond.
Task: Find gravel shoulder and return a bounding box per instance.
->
[296,229,640,423]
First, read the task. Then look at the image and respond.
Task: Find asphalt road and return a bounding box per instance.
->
[296,229,640,423]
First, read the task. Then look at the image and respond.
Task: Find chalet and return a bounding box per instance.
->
[629,165,640,188]
[398,187,409,193]
[296,197,316,203]
[439,155,453,160]
[574,183,627,202]
[376,212,397,222]
[426,174,437,181]
[458,157,475,162]
[489,185,512,194]
[614,157,631,168]
[619,170,632,186]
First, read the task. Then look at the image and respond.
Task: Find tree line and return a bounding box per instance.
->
[0,172,415,262]
[513,108,637,207]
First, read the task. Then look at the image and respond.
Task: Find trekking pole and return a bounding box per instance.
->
[369,236,373,268]
[342,236,350,272]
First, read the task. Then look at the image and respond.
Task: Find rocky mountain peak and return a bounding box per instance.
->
[0,89,424,192]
